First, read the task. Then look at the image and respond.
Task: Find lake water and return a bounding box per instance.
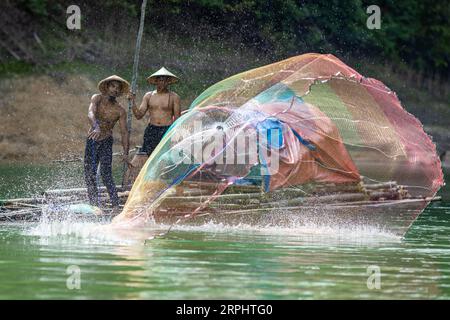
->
[0,164,449,299]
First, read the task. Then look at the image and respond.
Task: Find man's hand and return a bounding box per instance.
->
[88,127,101,141]
[127,91,136,104]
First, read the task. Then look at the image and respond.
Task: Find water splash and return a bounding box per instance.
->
[167,221,400,245]
[24,209,400,247]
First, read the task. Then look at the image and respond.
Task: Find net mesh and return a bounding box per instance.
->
[113,53,444,226]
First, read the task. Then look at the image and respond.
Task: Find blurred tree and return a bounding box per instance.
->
[5,0,450,79]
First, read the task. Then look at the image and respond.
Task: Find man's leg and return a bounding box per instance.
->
[84,138,100,206]
[98,136,119,207]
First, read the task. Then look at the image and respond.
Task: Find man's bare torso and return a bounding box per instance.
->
[146,90,177,126]
[89,94,123,140]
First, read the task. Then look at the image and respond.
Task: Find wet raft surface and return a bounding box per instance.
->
[151,180,436,237]
[0,180,438,237]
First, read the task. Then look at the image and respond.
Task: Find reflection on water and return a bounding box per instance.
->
[0,201,449,299]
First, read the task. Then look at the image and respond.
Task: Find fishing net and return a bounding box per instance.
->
[113,53,444,230]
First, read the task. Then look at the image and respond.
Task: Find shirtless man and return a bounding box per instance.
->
[84,75,131,207]
[128,67,181,156]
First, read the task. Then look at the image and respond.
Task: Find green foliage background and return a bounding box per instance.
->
[14,0,448,77]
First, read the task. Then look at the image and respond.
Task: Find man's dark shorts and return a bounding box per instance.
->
[141,124,170,156]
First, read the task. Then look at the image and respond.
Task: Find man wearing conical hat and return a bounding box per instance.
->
[84,75,132,208]
[128,67,181,156]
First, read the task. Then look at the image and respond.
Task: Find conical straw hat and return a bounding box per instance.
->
[98,75,130,96]
[146,67,179,85]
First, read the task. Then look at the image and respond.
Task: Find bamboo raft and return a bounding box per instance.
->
[149,179,440,237]
[0,179,440,236]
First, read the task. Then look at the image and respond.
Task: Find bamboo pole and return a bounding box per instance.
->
[44,185,126,197]
[164,192,262,203]
[263,192,368,207]
[368,190,400,201]
[0,197,44,205]
[122,0,148,187]
[181,181,260,193]
[0,208,42,221]
[364,181,397,190]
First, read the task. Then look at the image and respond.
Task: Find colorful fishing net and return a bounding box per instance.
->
[113,53,444,230]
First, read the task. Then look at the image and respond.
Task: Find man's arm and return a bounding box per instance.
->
[131,92,150,120]
[88,94,101,140]
[119,108,130,160]
[172,93,181,121]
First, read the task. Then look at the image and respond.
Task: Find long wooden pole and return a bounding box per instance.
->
[122,0,148,187]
